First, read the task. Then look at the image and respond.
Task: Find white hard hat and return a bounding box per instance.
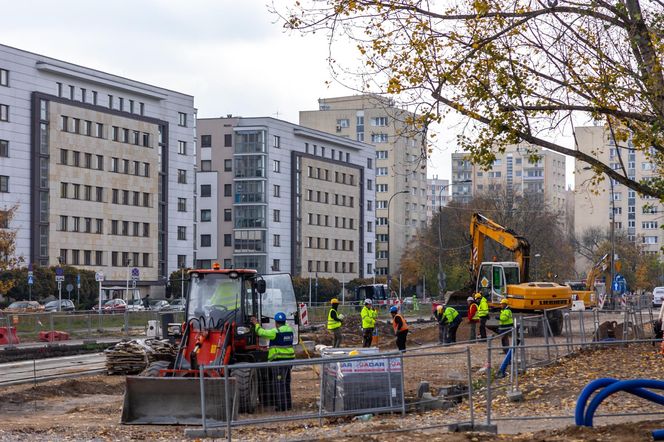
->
[364,298,373,305]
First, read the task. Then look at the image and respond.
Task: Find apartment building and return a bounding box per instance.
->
[451,145,568,215]
[299,94,428,277]
[0,44,195,293]
[426,176,450,222]
[196,117,375,280]
[574,125,663,272]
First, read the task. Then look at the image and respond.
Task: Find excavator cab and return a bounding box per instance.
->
[477,262,520,304]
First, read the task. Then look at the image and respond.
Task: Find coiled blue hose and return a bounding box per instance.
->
[576,378,664,439]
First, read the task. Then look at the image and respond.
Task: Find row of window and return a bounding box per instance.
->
[60,249,151,268]
[305,189,356,208]
[305,166,357,186]
[307,260,356,274]
[60,149,151,178]
[200,133,233,148]
[59,182,152,207]
[56,82,151,119]
[58,216,150,237]
[305,142,353,164]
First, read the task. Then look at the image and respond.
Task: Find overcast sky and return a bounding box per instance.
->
[2,0,575,185]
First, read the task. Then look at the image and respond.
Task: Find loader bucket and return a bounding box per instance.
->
[121,376,238,425]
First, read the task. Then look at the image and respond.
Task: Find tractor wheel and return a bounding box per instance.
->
[547,310,564,336]
[140,360,171,377]
[234,368,259,414]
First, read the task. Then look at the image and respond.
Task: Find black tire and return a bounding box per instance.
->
[234,368,259,414]
[140,360,171,377]
[547,310,564,336]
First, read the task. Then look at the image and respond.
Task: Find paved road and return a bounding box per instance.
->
[0,352,106,386]
[0,336,121,352]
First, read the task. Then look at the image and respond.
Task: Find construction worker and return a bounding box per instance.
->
[467,296,479,342]
[498,299,514,354]
[475,292,489,339]
[250,312,295,411]
[210,279,240,310]
[327,298,344,348]
[438,304,462,344]
[389,306,409,351]
[360,299,377,348]
[434,305,447,344]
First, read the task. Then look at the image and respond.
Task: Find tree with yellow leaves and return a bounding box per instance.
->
[0,206,22,295]
[278,0,664,198]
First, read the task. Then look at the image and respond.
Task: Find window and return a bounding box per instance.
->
[122,159,129,173]
[71,250,80,265]
[111,157,119,172]
[273,184,280,197]
[272,259,281,271]
[201,135,212,147]
[96,219,103,234]
[122,221,129,235]
[143,223,149,237]
[118,97,124,111]
[273,160,281,173]
[377,184,388,192]
[177,226,187,240]
[178,198,187,212]
[376,167,388,176]
[143,163,150,177]
[112,189,118,204]
[201,184,212,197]
[69,85,75,100]
[273,209,281,222]
[201,160,212,171]
[178,255,187,268]
[128,100,134,113]
[60,216,68,231]
[201,209,211,222]
[72,184,80,199]
[224,234,232,247]
[367,179,373,190]
[60,149,68,165]
[367,158,373,169]
[122,190,129,205]
[72,217,80,232]
[367,242,373,253]
[139,102,144,115]
[178,112,187,127]
[0,140,8,158]
[0,104,8,122]
[224,184,232,197]
[96,251,103,265]
[111,220,119,235]
[92,91,98,105]
[643,221,658,229]
[0,69,8,87]
[201,234,211,247]
[84,185,92,201]
[376,150,388,159]
[143,193,150,207]
[274,234,281,247]
[273,135,281,148]
[643,236,659,244]
[224,209,232,221]
[224,134,232,147]
[73,151,80,167]
[371,133,388,143]
[142,133,150,147]
[224,159,232,171]
[177,169,187,183]
[371,116,388,126]
[367,221,373,232]
[178,141,187,155]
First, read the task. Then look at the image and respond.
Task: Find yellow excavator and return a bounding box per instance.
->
[565,254,609,309]
[469,213,572,335]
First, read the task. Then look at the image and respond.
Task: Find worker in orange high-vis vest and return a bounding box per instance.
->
[389,306,409,351]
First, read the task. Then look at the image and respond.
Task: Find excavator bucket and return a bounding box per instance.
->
[121,376,237,425]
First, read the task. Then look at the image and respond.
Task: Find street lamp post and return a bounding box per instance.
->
[437,180,472,296]
[387,190,410,291]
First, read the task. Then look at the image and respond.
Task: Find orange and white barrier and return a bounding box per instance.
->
[299,303,309,326]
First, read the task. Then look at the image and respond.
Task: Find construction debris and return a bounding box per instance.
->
[104,339,176,375]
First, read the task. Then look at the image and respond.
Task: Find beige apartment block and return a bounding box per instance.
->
[300,94,428,277]
[48,101,160,281]
[574,125,663,274]
[426,176,450,222]
[451,145,568,220]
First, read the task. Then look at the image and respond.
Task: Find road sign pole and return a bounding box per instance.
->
[58,281,62,312]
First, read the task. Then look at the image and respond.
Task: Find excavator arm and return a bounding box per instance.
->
[585,253,610,291]
[470,213,531,282]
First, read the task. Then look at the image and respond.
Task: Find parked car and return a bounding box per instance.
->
[4,300,45,313]
[93,298,127,314]
[148,299,170,311]
[653,287,664,307]
[126,299,146,311]
[166,298,185,311]
[44,299,75,312]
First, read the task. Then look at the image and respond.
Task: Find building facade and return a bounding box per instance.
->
[196,117,375,280]
[574,125,663,273]
[451,145,568,216]
[0,44,195,292]
[426,176,450,222]
[299,94,428,278]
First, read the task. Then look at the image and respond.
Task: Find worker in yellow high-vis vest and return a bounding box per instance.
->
[327,298,344,347]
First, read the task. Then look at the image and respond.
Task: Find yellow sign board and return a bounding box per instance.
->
[481,277,489,288]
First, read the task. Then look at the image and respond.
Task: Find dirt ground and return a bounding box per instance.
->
[2,321,664,441]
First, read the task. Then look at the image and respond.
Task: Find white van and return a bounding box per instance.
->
[653,287,664,307]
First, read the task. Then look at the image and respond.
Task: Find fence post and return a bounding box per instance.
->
[486,337,492,426]
[579,310,586,347]
[466,346,474,428]
[199,364,207,433]
[223,364,231,442]
[399,352,406,417]
[543,314,551,362]
[124,310,129,336]
[49,312,54,337]
[87,313,92,338]
[519,319,526,373]
[318,359,325,425]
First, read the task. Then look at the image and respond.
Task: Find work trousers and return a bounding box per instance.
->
[332,328,342,348]
[498,325,518,354]
[396,330,408,351]
[362,327,374,348]
[479,316,488,339]
[271,364,293,411]
[438,323,447,344]
[446,317,462,344]
[469,321,478,342]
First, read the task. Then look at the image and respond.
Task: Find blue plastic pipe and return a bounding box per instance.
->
[497,349,512,378]
[574,378,618,426]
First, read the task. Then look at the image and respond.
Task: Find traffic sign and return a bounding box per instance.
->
[76,274,81,289]
[66,283,73,293]
[27,271,33,278]
[27,275,33,285]
[95,271,105,282]
[131,267,140,281]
